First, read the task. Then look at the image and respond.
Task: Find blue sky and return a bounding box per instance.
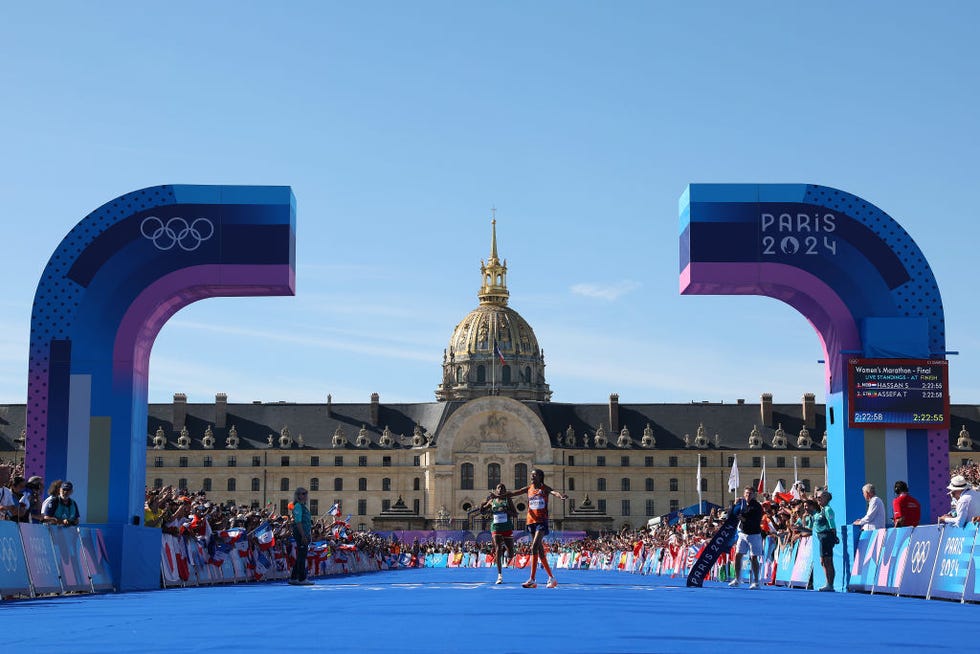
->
[1,2,978,407]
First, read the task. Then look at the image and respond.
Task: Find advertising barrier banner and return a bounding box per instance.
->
[962,526,980,603]
[929,523,977,600]
[0,521,31,597]
[898,525,942,598]
[873,526,913,595]
[790,536,814,588]
[20,522,62,594]
[774,540,796,586]
[78,527,114,591]
[849,529,885,592]
[50,525,88,592]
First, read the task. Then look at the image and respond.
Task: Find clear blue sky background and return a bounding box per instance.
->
[1,2,978,407]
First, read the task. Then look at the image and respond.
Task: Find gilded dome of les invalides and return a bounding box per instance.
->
[436,220,552,402]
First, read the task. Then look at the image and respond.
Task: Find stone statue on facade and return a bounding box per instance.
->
[958,425,973,450]
[771,423,787,449]
[797,426,812,449]
[202,425,215,449]
[153,426,167,449]
[640,423,655,449]
[225,425,239,449]
[177,426,191,450]
[356,425,371,448]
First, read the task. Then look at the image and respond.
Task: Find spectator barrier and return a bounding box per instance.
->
[410,523,980,603]
[159,528,393,588]
[0,521,113,598]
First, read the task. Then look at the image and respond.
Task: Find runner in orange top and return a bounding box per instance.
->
[498,468,567,588]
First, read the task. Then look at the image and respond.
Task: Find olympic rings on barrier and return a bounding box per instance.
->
[0,536,18,573]
[909,540,931,574]
[141,216,215,251]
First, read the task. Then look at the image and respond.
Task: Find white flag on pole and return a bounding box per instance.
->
[696,455,703,510]
[792,456,801,499]
[728,454,740,493]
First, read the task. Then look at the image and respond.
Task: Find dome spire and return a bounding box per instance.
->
[479,213,509,306]
[489,207,499,262]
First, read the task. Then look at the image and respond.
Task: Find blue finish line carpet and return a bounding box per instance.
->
[2,567,973,653]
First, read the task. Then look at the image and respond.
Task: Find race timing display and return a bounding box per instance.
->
[848,358,949,429]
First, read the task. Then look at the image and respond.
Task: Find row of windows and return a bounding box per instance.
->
[155,454,816,470]
[464,364,533,385]
[459,463,527,490]
[155,455,424,468]
[459,464,815,494]
[152,477,424,493]
[574,455,815,468]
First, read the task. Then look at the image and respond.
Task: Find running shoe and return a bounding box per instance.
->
[300,579,314,586]
[522,579,537,588]
[728,579,741,587]
[748,582,759,590]
[288,579,300,585]
[546,577,558,588]
[496,574,503,585]
[818,585,834,592]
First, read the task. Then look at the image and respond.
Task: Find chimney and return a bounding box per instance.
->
[737,398,745,405]
[609,394,620,435]
[370,392,380,426]
[326,394,332,417]
[173,393,187,432]
[215,393,227,429]
[760,393,773,427]
[802,392,816,428]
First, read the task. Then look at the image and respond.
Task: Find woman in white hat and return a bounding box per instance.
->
[938,475,980,528]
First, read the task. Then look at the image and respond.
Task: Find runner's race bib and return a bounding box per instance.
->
[529,497,546,510]
[493,512,509,524]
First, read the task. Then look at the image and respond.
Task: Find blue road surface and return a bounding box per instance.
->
[1,567,973,653]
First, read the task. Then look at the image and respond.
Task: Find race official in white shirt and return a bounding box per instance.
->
[853,483,886,531]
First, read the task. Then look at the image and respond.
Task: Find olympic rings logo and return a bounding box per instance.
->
[909,540,931,574]
[140,216,215,251]
[0,536,17,573]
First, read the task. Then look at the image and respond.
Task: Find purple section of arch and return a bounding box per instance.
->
[113,264,296,377]
[680,261,860,394]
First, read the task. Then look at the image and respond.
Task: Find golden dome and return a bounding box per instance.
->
[436,218,551,402]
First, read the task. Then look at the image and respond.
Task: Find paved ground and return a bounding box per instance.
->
[2,567,973,653]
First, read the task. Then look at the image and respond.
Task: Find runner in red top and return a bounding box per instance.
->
[498,468,567,588]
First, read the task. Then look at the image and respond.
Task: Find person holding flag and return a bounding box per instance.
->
[288,487,313,586]
[729,486,764,590]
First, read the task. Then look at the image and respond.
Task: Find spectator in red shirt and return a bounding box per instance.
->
[892,480,920,528]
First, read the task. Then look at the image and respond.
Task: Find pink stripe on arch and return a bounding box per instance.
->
[113,264,295,378]
[680,262,860,394]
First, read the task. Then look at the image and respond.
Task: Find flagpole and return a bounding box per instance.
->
[696,455,703,514]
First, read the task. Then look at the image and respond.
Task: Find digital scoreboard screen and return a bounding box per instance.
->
[848,358,949,429]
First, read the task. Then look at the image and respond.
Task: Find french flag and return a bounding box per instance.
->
[329,502,342,518]
[493,341,505,366]
[219,528,245,544]
[253,522,276,550]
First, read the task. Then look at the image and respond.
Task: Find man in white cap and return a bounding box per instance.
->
[938,475,980,528]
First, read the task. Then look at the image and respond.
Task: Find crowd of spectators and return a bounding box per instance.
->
[143,485,390,556]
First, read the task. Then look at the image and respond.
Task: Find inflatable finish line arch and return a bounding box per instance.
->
[679,183,949,580]
[26,185,296,590]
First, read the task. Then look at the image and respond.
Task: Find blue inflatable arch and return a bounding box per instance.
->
[26,185,295,588]
[680,183,948,549]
